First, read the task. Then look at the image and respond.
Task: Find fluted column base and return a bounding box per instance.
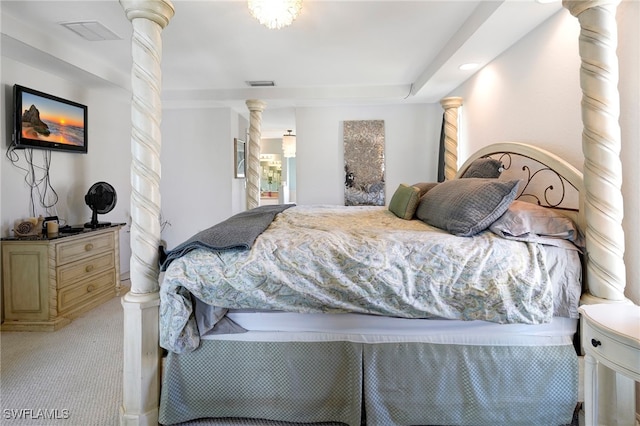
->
[120,292,161,426]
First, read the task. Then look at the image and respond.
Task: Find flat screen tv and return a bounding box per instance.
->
[13,84,88,153]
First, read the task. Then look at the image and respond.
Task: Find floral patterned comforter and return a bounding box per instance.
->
[160,205,569,353]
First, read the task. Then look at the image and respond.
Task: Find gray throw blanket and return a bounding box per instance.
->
[160,204,294,271]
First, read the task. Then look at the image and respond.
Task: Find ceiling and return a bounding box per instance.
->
[1,0,562,137]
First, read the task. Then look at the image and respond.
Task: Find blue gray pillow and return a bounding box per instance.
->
[460,157,503,178]
[416,178,520,236]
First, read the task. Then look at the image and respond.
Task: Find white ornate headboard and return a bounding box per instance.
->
[458,142,583,213]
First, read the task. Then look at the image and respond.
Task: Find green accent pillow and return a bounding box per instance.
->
[389,184,421,220]
[415,178,520,236]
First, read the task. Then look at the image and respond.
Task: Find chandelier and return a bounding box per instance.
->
[282,130,296,158]
[248,0,302,30]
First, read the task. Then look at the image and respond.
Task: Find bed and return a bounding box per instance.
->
[117,1,629,426]
[155,143,584,425]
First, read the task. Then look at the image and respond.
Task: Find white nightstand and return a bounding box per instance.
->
[579,303,640,426]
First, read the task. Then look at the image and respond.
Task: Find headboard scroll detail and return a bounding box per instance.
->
[488,152,576,210]
[456,142,584,228]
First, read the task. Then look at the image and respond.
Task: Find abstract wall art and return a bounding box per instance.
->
[343,120,385,206]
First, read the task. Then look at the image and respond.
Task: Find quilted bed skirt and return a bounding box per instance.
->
[159,340,578,426]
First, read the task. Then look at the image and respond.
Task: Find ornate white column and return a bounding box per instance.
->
[246,99,266,210]
[119,1,174,425]
[440,97,463,180]
[563,0,627,304]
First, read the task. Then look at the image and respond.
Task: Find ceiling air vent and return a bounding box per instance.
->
[246,81,276,87]
[61,21,121,41]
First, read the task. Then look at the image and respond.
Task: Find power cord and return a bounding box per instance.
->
[5,144,59,217]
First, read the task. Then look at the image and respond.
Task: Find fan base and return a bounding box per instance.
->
[84,221,112,229]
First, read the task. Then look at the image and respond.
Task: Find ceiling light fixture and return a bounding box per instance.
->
[282,130,296,158]
[248,0,302,30]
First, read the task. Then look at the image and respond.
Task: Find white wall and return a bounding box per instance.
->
[160,107,235,249]
[159,107,249,249]
[295,103,441,205]
[1,57,132,273]
[457,10,583,169]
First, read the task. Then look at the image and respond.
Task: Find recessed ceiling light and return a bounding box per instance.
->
[459,63,479,71]
[535,0,558,3]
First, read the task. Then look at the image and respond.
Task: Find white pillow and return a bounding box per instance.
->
[489,200,584,249]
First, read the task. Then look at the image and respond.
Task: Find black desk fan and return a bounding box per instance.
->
[84,182,117,228]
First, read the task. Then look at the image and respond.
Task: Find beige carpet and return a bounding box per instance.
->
[1,293,124,425]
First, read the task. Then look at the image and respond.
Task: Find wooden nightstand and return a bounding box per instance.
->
[579,303,640,426]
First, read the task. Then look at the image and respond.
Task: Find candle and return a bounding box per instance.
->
[47,221,59,237]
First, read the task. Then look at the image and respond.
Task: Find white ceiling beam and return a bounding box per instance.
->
[411,0,505,98]
[162,84,414,109]
[412,0,562,102]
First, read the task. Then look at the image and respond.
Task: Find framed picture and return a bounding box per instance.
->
[234,138,246,178]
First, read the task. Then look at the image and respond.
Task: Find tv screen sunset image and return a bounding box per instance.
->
[21,91,85,147]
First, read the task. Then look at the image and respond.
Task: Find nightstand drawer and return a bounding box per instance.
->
[57,252,115,289]
[56,232,115,265]
[582,311,640,377]
[57,270,115,314]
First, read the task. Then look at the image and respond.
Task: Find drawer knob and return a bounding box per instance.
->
[85,264,95,273]
[85,243,94,251]
[591,338,602,348]
[87,285,95,292]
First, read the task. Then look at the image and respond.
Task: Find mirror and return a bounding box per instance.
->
[260,154,281,204]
